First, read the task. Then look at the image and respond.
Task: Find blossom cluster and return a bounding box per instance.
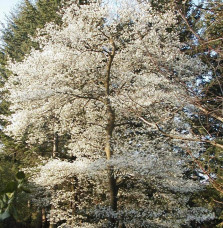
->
[3,0,212,227]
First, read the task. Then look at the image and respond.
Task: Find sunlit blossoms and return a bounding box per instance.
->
[2,0,213,227]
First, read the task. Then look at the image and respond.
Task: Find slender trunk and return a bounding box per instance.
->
[104,39,118,227]
[70,177,78,215]
[13,151,16,163]
[107,166,118,227]
[36,208,46,228]
[49,222,56,228]
[52,132,59,158]
[105,106,118,227]
[41,208,47,228]
[35,209,41,228]
[49,206,56,228]
[118,223,126,228]
[49,133,59,228]
[26,200,32,227]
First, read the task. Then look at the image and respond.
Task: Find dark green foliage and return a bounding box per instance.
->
[0,0,65,226]
[0,170,33,228]
[1,0,63,60]
[0,171,29,221]
[1,1,38,60]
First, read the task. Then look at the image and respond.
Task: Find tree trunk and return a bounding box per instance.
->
[107,166,118,227]
[13,151,17,163]
[49,222,56,228]
[70,177,78,212]
[41,208,47,228]
[105,104,118,227]
[49,133,59,228]
[49,205,56,228]
[35,208,46,228]
[104,39,118,227]
[118,223,126,228]
[52,132,59,158]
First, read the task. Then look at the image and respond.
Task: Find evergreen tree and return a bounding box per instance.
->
[0,0,65,226]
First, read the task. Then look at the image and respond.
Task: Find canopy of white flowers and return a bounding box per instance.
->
[2,0,213,227]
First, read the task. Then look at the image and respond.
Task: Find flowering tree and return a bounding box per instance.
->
[3,0,214,227]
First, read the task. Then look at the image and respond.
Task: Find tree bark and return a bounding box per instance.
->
[41,208,47,228]
[105,105,118,227]
[52,132,59,158]
[104,39,118,227]
[107,166,118,227]
[49,132,59,228]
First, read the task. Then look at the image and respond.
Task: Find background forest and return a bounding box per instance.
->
[0,0,222,227]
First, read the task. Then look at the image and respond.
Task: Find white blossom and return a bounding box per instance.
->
[3,0,212,227]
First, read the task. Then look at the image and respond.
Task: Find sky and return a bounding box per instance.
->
[0,0,25,45]
[0,0,24,26]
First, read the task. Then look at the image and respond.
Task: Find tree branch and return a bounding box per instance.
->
[139,116,223,150]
